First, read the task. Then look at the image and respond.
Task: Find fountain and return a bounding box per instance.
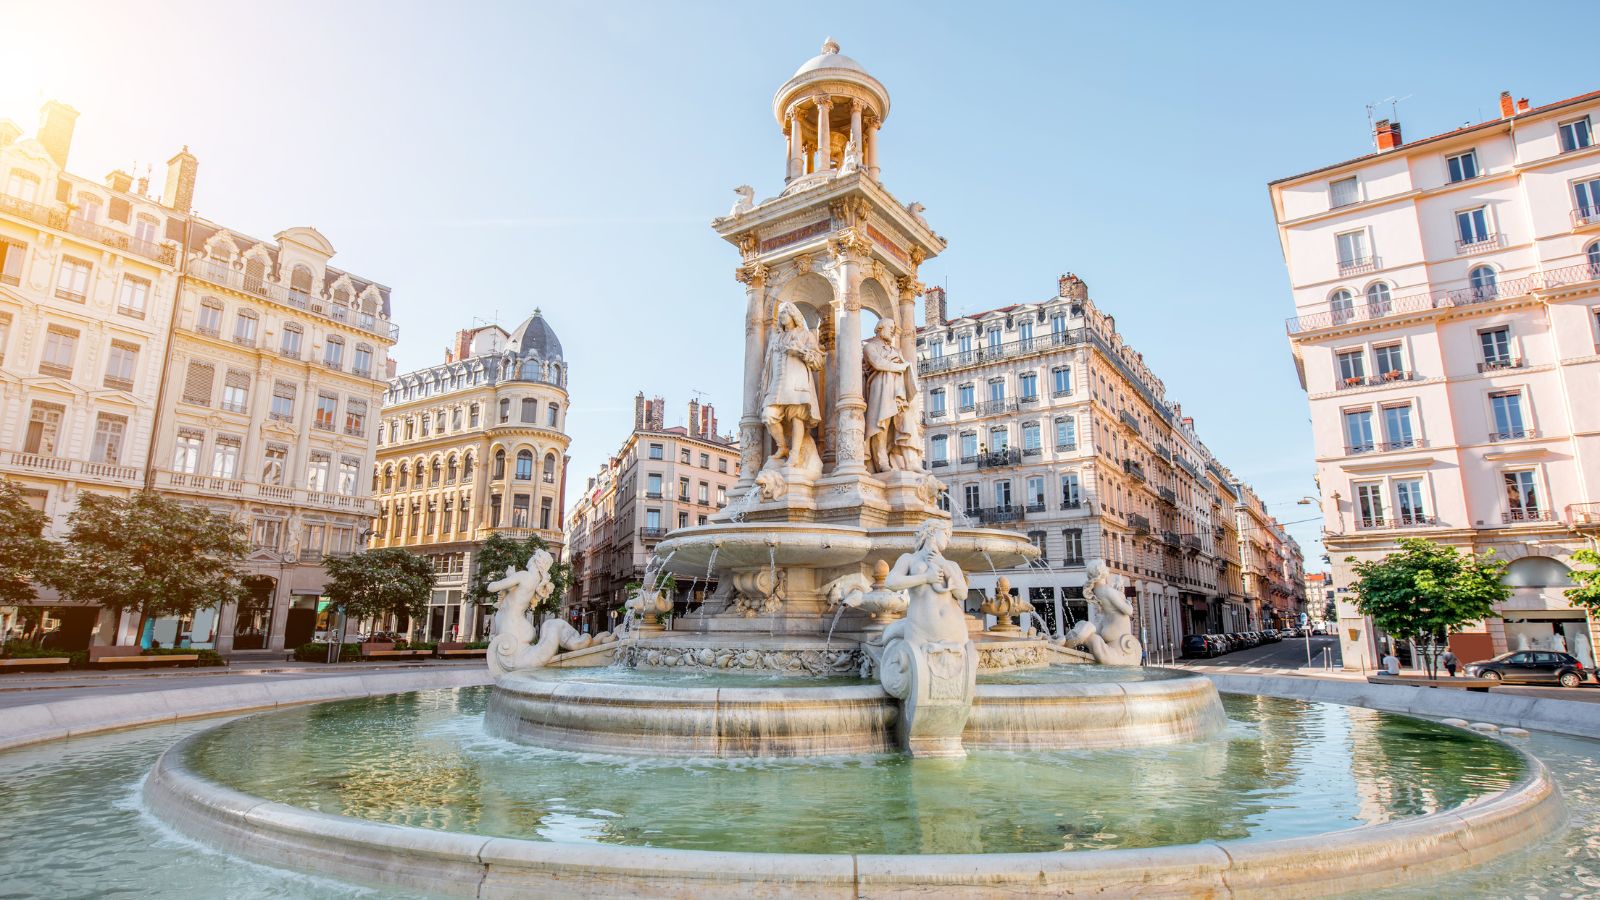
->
[126,39,1569,899]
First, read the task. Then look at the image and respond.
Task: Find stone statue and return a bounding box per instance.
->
[729,185,755,218]
[822,560,908,624]
[863,318,917,473]
[875,520,977,757]
[284,512,304,560]
[759,301,824,471]
[1065,559,1142,666]
[839,139,861,175]
[487,551,613,676]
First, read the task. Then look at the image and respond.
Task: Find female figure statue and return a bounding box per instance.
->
[760,301,823,468]
[881,520,970,644]
[1065,559,1143,666]
[863,318,918,473]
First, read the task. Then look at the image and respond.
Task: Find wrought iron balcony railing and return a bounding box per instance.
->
[976,398,1018,416]
[1337,255,1378,275]
[1502,508,1554,523]
[1456,233,1502,254]
[1122,459,1146,481]
[1127,513,1151,533]
[1337,370,1417,390]
[1489,428,1536,442]
[1287,260,1600,334]
[977,448,1022,469]
[1477,358,1524,373]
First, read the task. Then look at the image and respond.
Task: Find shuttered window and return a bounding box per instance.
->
[183,361,215,405]
[222,369,251,413]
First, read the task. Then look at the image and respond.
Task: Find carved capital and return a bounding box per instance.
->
[813,94,833,110]
[735,232,759,258]
[830,227,872,261]
[791,252,814,277]
[909,246,927,266]
[735,262,768,286]
[895,274,924,298]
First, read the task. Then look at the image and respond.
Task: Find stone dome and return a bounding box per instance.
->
[791,37,869,78]
[773,38,890,125]
[506,309,563,361]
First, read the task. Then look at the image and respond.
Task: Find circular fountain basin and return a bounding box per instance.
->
[656,522,873,575]
[486,665,1227,757]
[142,688,1565,898]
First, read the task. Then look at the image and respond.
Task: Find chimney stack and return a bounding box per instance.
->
[0,120,21,148]
[1058,273,1088,302]
[161,145,198,213]
[1517,97,1530,113]
[1182,416,1195,430]
[923,285,946,327]
[1374,119,1403,152]
[634,392,647,430]
[1498,91,1515,118]
[37,101,78,169]
[105,169,132,193]
[702,403,717,438]
[649,396,665,431]
[687,399,701,436]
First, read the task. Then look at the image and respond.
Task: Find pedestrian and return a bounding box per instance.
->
[1382,648,1400,676]
[1442,649,1459,678]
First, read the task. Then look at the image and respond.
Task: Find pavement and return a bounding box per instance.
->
[1175,634,1600,704]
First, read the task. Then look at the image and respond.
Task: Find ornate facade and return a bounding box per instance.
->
[371,315,570,641]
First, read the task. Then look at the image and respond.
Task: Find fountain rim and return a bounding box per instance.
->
[142,701,1565,898]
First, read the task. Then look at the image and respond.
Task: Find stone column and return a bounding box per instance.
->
[865,117,880,180]
[241,359,272,475]
[815,96,833,172]
[895,274,924,471]
[734,263,769,495]
[786,109,803,181]
[850,100,863,156]
[830,240,867,475]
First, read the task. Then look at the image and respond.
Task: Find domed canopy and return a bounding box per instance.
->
[506,309,563,361]
[791,37,869,79]
[773,38,890,125]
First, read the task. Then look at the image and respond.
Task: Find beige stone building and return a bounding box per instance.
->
[565,395,738,633]
[370,315,570,641]
[915,275,1300,658]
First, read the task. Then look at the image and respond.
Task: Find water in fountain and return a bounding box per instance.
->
[727,484,761,523]
[939,488,976,528]
[824,601,848,648]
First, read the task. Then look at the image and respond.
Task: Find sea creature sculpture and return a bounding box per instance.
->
[1065,559,1143,666]
[487,551,612,676]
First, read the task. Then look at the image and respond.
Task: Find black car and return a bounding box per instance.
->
[1466,651,1589,688]
[1182,634,1219,659]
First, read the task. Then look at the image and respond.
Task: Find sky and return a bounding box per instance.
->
[3,0,1592,568]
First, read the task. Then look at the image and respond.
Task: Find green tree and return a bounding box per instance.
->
[322,548,436,630]
[54,492,248,646]
[1565,549,1600,616]
[469,533,570,619]
[0,479,60,610]
[1349,538,1509,678]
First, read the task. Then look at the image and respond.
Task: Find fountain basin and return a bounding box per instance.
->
[653,522,1038,576]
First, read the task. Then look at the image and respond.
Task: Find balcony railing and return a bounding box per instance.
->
[1572,206,1600,229]
[977,448,1022,469]
[1127,513,1151,533]
[639,527,667,541]
[1477,358,1524,373]
[1502,508,1554,523]
[154,469,376,514]
[188,258,399,342]
[1177,456,1201,479]
[1025,501,1047,513]
[1,450,140,484]
[644,491,664,499]
[976,505,1022,524]
[1182,534,1203,551]
[1489,428,1536,442]
[1379,437,1426,452]
[1154,444,1172,461]
[1161,530,1180,547]
[1566,502,1600,526]
[1287,259,1600,333]
[1157,486,1176,505]
[1337,370,1417,390]
[1061,497,1082,510]
[1022,446,1042,458]
[917,328,1086,375]
[926,407,948,419]
[1337,255,1378,275]
[1118,409,1141,433]
[931,458,950,468]
[976,398,1018,416]
[1358,514,1439,529]
[1060,556,1086,568]
[1455,233,1502,255]
[1122,459,1146,481]
[0,193,176,264]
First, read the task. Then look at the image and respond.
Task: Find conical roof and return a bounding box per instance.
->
[506,308,563,361]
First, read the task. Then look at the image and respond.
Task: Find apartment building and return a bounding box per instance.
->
[565,395,738,633]
[1271,87,1600,669]
[370,315,571,641]
[0,102,399,652]
[915,276,1301,660]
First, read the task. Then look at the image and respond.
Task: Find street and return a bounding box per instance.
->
[1182,635,1342,670]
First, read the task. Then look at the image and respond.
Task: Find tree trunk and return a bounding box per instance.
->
[130,608,151,648]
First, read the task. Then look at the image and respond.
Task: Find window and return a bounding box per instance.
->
[521,398,537,423]
[1061,473,1081,508]
[989,425,1009,450]
[963,484,980,514]
[493,449,507,480]
[89,414,126,465]
[1055,416,1076,449]
[1374,344,1404,377]
[515,450,533,480]
[0,312,9,366]
[338,458,360,496]
[680,448,691,464]
[1479,327,1513,367]
[1456,207,1492,247]
[232,311,258,346]
[1026,476,1045,509]
[221,369,250,413]
[1062,528,1084,562]
[994,480,1013,509]
[957,383,975,410]
[38,325,77,381]
[718,458,729,474]
[648,443,664,460]
[930,434,949,463]
[55,257,90,302]
[1329,176,1359,208]
[1395,479,1427,525]
[1490,391,1526,440]
[263,445,287,485]
[1504,470,1541,518]
[1018,320,1034,346]
[1336,349,1366,384]
[646,473,663,497]
[540,498,553,530]
[1469,266,1497,298]
[1365,282,1392,316]
[72,195,101,224]
[24,402,64,455]
[1022,421,1041,452]
[210,436,241,480]
[1051,313,1068,337]
[1019,372,1038,400]
[957,333,973,357]
[959,432,978,460]
[252,518,283,552]
[306,453,331,493]
[1559,117,1593,153]
[1576,178,1600,224]
[1591,242,1600,274]
[353,345,373,377]
[1446,150,1478,183]
[1052,366,1071,396]
[117,276,149,317]
[1381,404,1415,449]
[173,430,203,474]
[928,388,946,416]
[314,392,338,430]
[462,453,475,481]
[1356,482,1385,527]
[488,495,504,527]
[645,508,661,530]
[547,403,560,427]
[1335,230,1369,269]
[929,338,944,359]
[987,379,1005,403]
[469,404,481,428]
[1344,409,1375,453]
[323,337,344,369]
[196,299,222,335]
[678,476,691,500]
[135,216,158,246]
[512,495,531,528]
[986,329,1001,352]
[440,500,453,535]
[345,399,367,436]
[1329,289,1354,323]
[543,454,557,484]
[280,324,303,358]
[497,399,511,423]
[104,340,138,391]
[270,382,295,421]
[181,360,214,405]
[6,170,39,202]
[0,238,24,286]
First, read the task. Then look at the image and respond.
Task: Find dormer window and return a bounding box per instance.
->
[6,170,39,203]
[290,265,314,300]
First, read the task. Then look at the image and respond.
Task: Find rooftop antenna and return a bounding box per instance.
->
[1365,95,1412,143]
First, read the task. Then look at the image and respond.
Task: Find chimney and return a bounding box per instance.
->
[451,328,475,363]
[161,145,198,213]
[1374,119,1403,152]
[0,120,21,148]
[105,169,133,193]
[687,399,701,437]
[37,101,78,169]
[923,285,946,327]
[1057,273,1089,302]
[649,396,665,431]
[1498,91,1515,118]
[384,358,398,379]
[1517,97,1530,113]
[135,167,150,196]
[1182,416,1195,430]
[702,403,716,438]
[634,392,647,430]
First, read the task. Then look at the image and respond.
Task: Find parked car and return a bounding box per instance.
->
[1182,635,1219,659]
[1263,630,1282,643]
[1465,651,1589,687]
[1213,634,1234,654]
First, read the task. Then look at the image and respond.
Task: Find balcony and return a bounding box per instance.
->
[1286,259,1600,334]
[1358,514,1440,529]
[1157,486,1176,505]
[1154,444,1172,461]
[1061,497,1082,510]
[232,334,256,348]
[977,448,1022,469]
[644,491,664,499]
[1455,233,1502,255]
[0,193,176,265]
[1337,370,1417,390]
[1489,428,1536,443]
[917,327,1087,375]
[188,258,399,342]
[1022,446,1042,458]
[1337,255,1378,276]
[1379,437,1427,452]
[343,425,365,437]
[926,407,948,419]
[1572,206,1600,229]
[1025,501,1047,513]
[1060,556,1086,568]
[1177,456,1201,479]
[639,527,667,541]
[154,469,377,515]
[976,505,1022,525]
[931,458,950,468]
[1122,459,1146,482]
[1,450,140,485]
[976,398,1017,416]
[1477,357,1524,373]
[1127,513,1151,533]
[1502,508,1554,524]
[1161,530,1180,548]
[1182,534,1203,551]
[1567,502,1600,526]
[1118,410,1141,433]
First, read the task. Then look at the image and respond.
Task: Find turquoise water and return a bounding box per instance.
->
[524,666,872,688]
[0,688,1594,898]
[979,664,1184,684]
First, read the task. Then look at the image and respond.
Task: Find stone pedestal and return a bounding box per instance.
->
[877,636,978,758]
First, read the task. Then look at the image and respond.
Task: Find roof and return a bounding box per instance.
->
[506,309,563,361]
[1269,88,1600,186]
[792,38,869,78]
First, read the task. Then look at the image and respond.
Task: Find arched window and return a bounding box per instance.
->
[521,359,539,380]
[462,452,475,481]
[290,265,314,299]
[542,453,557,484]
[493,449,506,480]
[549,363,561,384]
[446,455,458,484]
[1365,282,1391,316]
[371,467,380,493]
[1587,242,1600,275]
[515,450,534,480]
[382,465,393,491]
[431,458,442,486]
[1329,289,1354,324]
[546,402,560,428]
[1469,265,1497,300]
[398,462,409,489]
[498,398,511,423]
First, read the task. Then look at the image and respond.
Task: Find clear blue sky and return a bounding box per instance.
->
[4,0,1591,567]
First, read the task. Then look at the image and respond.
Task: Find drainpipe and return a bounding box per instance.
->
[143,215,191,490]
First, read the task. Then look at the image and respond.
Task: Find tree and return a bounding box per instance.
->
[0,479,61,614]
[54,492,248,646]
[322,548,435,634]
[1349,538,1509,678]
[469,533,570,619]
[1565,549,1600,616]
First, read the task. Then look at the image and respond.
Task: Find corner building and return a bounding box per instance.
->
[1271,87,1600,669]
[371,315,571,641]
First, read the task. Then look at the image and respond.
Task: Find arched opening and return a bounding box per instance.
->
[1329,289,1354,324]
[515,449,534,480]
[1365,282,1392,316]
[235,575,276,649]
[492,449,506,480]
[290,265,314,298]
[543,452,557,484]
[1469,265,1497,300]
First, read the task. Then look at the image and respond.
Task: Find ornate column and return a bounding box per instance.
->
[785,109,803,181]
[829,232,870,475]
[895,273,925,471]
[734,262,769,495]
[242,358,272,475]
[865,115,880,180]
[814,96,834,172]
[849,100,863,156]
